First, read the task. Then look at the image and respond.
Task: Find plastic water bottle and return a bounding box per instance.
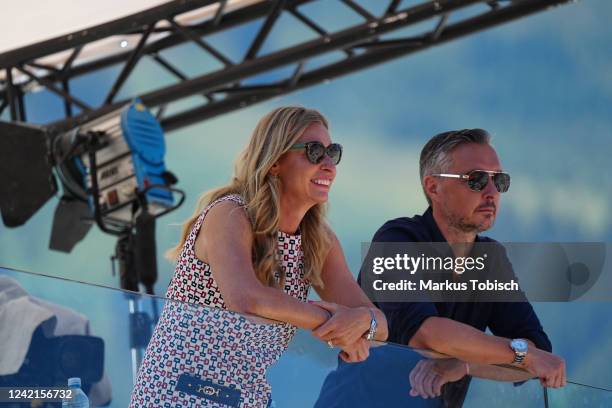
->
[62,377,90,408]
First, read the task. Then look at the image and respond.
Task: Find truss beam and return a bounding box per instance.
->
[0,0,572,134]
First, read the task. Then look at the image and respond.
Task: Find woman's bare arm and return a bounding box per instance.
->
[313,233,389,341]
[195,200,329,330]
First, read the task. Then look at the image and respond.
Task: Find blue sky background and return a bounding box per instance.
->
[1,0,611,405]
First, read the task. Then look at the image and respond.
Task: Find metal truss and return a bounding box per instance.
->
[0,0,572,134]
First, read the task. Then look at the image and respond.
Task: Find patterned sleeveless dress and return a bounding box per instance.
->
[130,194,310,407]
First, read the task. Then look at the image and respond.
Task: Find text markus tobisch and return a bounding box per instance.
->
[371,279,520,292]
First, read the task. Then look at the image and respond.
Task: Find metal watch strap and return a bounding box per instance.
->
[512,353,526,365]
[366,308,377,341]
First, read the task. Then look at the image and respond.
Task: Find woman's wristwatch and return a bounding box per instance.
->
[365,308,378,341]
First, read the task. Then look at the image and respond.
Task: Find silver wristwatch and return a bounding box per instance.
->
[510,338,528,365]
[365,308,377,341]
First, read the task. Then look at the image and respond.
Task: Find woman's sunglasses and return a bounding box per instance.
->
[290,141,343,165]
[432,170,511,193]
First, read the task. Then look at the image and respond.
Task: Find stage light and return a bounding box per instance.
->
[0,100,185,292]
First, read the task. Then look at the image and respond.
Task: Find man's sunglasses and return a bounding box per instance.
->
[432,170,511,193]
[290,141,343,165]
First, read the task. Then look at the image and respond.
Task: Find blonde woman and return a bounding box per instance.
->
[130,106,388,407]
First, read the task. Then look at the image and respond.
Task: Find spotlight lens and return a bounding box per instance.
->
[120,40,128,48]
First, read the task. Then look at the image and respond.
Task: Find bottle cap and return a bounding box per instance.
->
[67,377,81,387]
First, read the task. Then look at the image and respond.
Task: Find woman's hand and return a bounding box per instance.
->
[338,338,370,363]
[310,300,371,348]
[409,359,468,399]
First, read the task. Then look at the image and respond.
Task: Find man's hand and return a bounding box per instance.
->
[409,359,468,399]
[523,348,566,388]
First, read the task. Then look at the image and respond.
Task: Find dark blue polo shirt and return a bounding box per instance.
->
[361,207,552,352]
[317,208,555,407]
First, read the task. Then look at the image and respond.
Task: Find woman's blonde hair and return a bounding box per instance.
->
[167,106,332,288]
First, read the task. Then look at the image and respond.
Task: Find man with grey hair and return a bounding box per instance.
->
[358,129,566,405]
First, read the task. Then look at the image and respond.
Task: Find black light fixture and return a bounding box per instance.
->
[0,100,185,293]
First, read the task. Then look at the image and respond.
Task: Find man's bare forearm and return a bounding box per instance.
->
[409,317,516,365]
[467,362,534,382]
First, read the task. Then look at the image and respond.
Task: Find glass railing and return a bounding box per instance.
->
[0,266,610,407]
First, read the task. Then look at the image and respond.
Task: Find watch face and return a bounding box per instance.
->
[511,339,528,353]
